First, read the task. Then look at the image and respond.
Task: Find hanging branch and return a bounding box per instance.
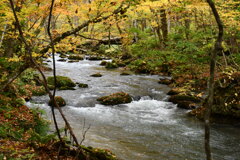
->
[205,0,224,160]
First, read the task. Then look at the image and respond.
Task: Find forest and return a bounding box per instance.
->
[0,0,239,159]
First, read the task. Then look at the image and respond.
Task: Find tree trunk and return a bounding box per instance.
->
[160,8,168,45]
[205,0,224,160]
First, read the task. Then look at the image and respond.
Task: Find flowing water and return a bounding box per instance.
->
[27,55,240,160]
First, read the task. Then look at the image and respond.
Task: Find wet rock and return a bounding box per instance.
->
[48,96,66,107]
[169,94,201,110]
[68,60,79,63]
[88,56,103,61]
[46,60,51,62]
[100,61,107,66]
[58,58,67,62]
[169,95,201,104]
[90,73,102,77]
[158,78,173,85]
[120,72,130,76]
[97,92,132,105]
[68,54,84,60]
[47,76,76,89]
[78,83,88,88]
[177,101,197,109]
[59,86,76,90]
[105,62,118,69]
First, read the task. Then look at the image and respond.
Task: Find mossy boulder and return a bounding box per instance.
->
[90,73,102,77]
[48,96,66,107]
[105,62,118,69]
[78,83,88,88]
[47,76,76,89]
[97,92,132,105]
[68,55,84,60]
[169,94,201,109]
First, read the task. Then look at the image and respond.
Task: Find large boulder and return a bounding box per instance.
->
[48,96,66,107]
[47,76,76,90]
[97,92,132,105]
[169,94,201,109]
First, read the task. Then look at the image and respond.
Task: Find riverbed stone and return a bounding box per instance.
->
[90,73,102,77]
[68,60,80,63]
[88,56,103,61]
[58,58,67,62]
[97,92,132,105]
[47,76,76,89]
[100,61,108,66]
[78,83,88,88]
[169,95,201,104]
[48,96,66,107]
[68,54,84,60]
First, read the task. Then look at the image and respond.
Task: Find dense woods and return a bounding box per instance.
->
[0,0,239,159]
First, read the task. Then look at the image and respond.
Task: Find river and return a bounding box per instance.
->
[26,55,240,160]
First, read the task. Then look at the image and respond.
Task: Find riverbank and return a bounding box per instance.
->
[0,67,118,159]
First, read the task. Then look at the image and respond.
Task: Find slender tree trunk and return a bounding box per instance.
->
[0,24,7,48]
[160,8,168,45]
[205,0,224,160]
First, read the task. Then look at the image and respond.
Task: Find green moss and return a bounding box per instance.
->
[105,62,118,69]
[97,92,132,105]
[31,86,47,96]
[100,61,108,66]
[78,83,88,88]
[47,76,76,89]
[68,55,84,60]
[48,96,66,107]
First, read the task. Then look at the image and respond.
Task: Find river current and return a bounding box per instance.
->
[26,55,240,160]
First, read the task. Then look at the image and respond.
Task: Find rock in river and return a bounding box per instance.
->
[48,96,66,107]
[97,92,132,105]
[47,76,76,90]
